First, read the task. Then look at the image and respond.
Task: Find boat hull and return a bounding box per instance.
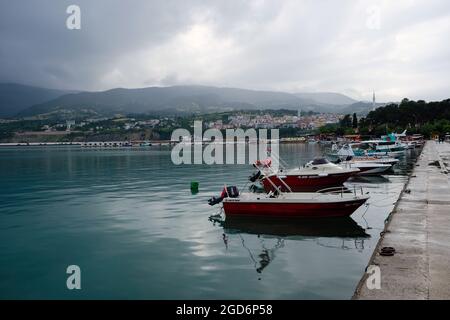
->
[354,165,392,175]
[261,172,354,192]
[223,198,367,218]
[353,150,404,158]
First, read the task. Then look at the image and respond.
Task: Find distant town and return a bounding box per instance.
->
[1,96,449,144]
[0,110,345,143]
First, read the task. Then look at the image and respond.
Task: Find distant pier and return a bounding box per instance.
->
[0,140,174,147]
[354,141,450,299]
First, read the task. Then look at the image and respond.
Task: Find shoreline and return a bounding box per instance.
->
[353,140,450,299]
[0,140,316,147]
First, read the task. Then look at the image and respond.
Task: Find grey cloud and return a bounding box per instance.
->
[0,0,449,101]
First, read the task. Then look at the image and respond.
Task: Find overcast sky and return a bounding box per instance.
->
[0,0,449,101]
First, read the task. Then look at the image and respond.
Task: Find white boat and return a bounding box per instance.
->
[332,144,399,163]
[330,146,397,174]
[341,160,393,175]
[336,141,405,158]
[139,141,152,147]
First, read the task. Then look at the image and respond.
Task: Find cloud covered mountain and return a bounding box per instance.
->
[0,83,376,118]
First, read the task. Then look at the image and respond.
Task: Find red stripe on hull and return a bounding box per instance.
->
[223,199,367,218]
[261,172,354,192]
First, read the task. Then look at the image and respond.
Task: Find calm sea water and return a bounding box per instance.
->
[0,144,419,299]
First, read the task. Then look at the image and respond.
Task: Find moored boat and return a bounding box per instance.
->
[222,190,369,218]
[253,157,359,192]
[333,154,398,175]
[341,160,393,175]
[209,183,369,218]
[333,142,404,158]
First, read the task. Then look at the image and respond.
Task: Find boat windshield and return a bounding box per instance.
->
[311,158,330,165]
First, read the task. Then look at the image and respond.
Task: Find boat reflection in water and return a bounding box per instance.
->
[348,175,391,184]
[211,216,370,274]
[222,216,370,238]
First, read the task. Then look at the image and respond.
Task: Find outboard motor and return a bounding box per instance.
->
[208,196,224,206]
[208,186,239,206]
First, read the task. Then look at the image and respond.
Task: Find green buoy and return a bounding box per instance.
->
[190,181,199,193]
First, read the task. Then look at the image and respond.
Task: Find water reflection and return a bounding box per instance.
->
[0,144,417,299]
[212,217,370,274]
[221,217,370,238]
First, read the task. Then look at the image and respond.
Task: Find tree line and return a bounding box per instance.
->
[320,98,450,137]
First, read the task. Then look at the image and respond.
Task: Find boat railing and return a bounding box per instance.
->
[315,186,348,197]
[254,161,293,193]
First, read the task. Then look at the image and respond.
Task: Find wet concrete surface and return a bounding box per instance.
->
[354,141,450,300]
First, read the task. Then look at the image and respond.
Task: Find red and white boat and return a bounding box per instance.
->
[251,158,359,192]
[222,191,369,218]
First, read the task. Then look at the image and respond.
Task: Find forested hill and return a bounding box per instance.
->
[359,98,450,136]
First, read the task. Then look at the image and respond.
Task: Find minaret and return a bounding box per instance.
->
[372,90,376,111]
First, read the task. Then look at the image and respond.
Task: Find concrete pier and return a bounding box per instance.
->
[354,141,450,300]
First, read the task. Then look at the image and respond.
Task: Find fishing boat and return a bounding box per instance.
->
[372,140,405,155]
[333,153,398,175]
[330,144,400,164]
[357,156,399,166]
[251,157,359,192]
[208,184,369,218]
[223,191,369,218]
[333,142,404,158]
